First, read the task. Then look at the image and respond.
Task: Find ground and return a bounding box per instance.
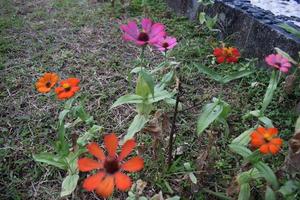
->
[0,0,298,199]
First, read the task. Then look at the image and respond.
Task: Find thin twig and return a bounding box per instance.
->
[167,78,181,168]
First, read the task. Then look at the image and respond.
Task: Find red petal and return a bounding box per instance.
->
[250,131,265,147]
[78,158,103,172]
[114,172,132,191]
[270,138,283,146]
[259,144,269,154]
[83,172,105,191]
[87,142,106,161]
[269,143,280,155]
[257,126,267,135]
[121,156,144,172]
[67,78,80,86]
[118,139,136,161]
[95,175,115,198]
[268,127,278,136]
[104,133,118,157]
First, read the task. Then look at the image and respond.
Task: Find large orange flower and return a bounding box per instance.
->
[250,126,283,155]
[78,133,144,198]
[55,78,80,100]
[35,72,59,93]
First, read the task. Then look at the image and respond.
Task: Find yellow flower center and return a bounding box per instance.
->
[62,83,70,89]
[224,47,233,56]
[263,131,273,141]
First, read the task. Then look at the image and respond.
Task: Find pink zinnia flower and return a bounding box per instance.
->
[154,36,177,52]
[265,54,292,73]
[120,18,166,46]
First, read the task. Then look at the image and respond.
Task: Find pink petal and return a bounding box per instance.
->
[149,23,166,38]
[141,18,152,33]
[120,21,139,39]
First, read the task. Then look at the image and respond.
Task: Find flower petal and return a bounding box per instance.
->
[78,158,103,172]
[118,139,136,161]
[270,138,283,146]
[268,128,278,136]
[269,143,280,155]
[87,142,106,161]
[121,156,144,172]
[141,18,152,33]
[259,144,270,154]
[83,172,105,191]
[95,175,115,198]
[104,133,118,157]
[114,172,132,191]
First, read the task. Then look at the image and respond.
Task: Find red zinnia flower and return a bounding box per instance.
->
[250,126,283,155]
[78,133,144,198]
[213,47,240,64]
[54,78,80,100]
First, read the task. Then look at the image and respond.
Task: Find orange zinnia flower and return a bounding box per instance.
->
[250,126,283,155]
[35,72,59,93]
[78,133,144,198]
[55,78,80,100]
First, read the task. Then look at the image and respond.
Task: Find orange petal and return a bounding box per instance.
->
[78,158,103,172]
[114,172,132,191]
[257,126,267,135]
[250,131,265,147]
[270,138,283,146]
[67,78,80,86]
[268,127,278,136]
[104,133,118,157]
[95,175,115,198]
[118,139,136,161]
[57,91,74,100]
[121,156,144,172]
[37,86,51,93]
[269,143,280,155]
[259,144,269,154]
[87,142,106,161]
[83,172,105,191]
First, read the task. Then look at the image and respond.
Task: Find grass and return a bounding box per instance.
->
[0,0,299,199]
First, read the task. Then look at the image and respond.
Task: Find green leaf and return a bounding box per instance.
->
[197,100,223,135]
[274,47,298,65]
[140,69,155,98]
[124,114,149,141]
[188,172,197,184]
[59,109,70,124]
[278,180,300,197]
[238,183,250,200]
[199,12,206,24]
[265,186,276,200]
[254,162,279,189]
[166,196,181,200]
[258,116,274,128]
[147,89,173,104]
[74,105,91,122]
[237,168,261,184]
[222,70,254,84]
[64,98,75,110]
[77,125,103,146]
[278,23,300,39]
[231,128,254,146]
[196,64,223,82]
[60,174,79,197]
[158,70,174,89]
[229,144,252,158]
[261,70,280,113]
[33,152,67,170]
[136,75,151,98]
[111,94,144,108]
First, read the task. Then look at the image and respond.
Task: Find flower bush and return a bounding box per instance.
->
[30,2,300,199]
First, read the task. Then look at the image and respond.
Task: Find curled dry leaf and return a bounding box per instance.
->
[136,179,147,195]
[285,119,300,174]
[283,74,297,95]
